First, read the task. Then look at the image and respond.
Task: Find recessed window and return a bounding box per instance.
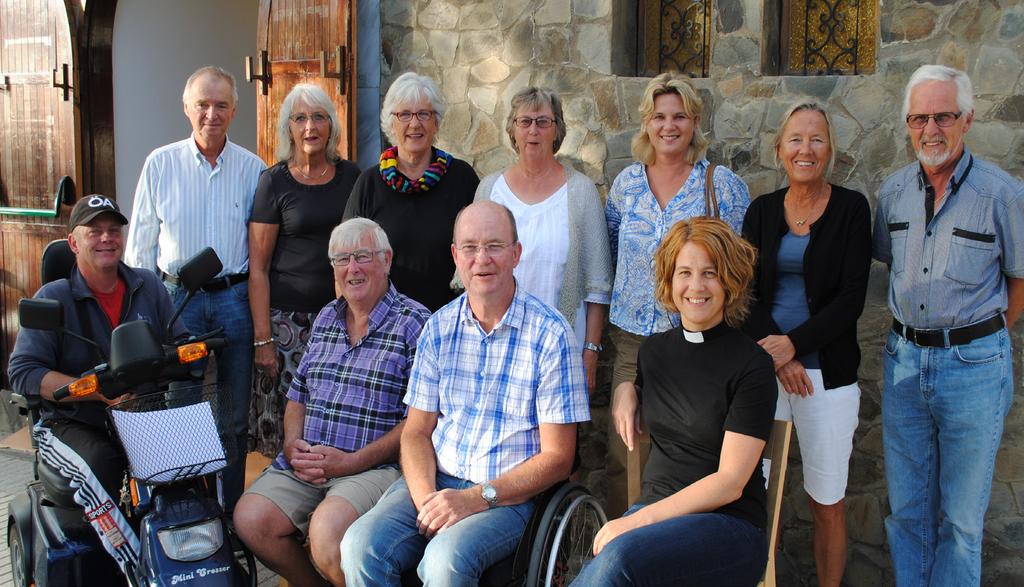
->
[778,0,877,75]
[637,0,712,78]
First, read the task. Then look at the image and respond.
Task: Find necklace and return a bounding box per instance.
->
[787,184,829,227]
[292,163,329,180]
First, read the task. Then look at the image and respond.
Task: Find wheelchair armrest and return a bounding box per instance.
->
[8,391,41,426]
[10,392,28,410]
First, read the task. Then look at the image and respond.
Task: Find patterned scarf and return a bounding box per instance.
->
[379,146,453,193]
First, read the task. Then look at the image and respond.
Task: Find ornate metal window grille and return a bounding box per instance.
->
[783,0,877,75]
[638,0,712,78]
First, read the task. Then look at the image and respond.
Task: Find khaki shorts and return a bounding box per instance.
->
[245,466,401,536]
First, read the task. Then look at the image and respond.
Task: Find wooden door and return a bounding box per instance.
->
[251,0,357,165]
[0,0,79,386]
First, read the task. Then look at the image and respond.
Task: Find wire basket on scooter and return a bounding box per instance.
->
[107,383,236,484]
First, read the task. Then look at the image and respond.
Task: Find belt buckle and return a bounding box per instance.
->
[898,323,914,345]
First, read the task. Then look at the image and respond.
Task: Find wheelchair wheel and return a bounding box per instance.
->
[525,484,607,587]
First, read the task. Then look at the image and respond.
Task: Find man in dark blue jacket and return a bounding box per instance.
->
[7,195,186,573]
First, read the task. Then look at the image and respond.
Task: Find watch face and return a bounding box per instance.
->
[482,484,497,503]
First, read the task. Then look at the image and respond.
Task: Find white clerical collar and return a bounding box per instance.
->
[682,329,704,343]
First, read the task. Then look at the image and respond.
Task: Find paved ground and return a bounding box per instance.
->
[0,448,36,587]
[0,445,280,586]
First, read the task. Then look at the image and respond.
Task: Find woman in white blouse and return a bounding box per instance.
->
[473,86,612,393]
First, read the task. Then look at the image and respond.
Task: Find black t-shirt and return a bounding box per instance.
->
[343,155,478,312]
[251,160,361,313]
[636,321,777,530]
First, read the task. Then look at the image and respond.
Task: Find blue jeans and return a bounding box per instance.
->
[571,504,767,586]
[166,280,253,509]
[341,472,534,586]
[882,328,1013,587]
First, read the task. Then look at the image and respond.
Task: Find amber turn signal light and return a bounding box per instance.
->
[68,374,98,397]
[177,343,209,364]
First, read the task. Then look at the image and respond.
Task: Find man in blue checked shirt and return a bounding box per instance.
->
[342,201,591,586]
[873,65,1024,587]
[124,66,266,510]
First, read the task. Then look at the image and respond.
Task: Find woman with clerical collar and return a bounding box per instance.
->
[574,217,777,586]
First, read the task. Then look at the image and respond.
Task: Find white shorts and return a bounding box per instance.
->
[774,369,860,505]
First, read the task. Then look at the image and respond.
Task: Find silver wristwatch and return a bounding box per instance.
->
[583,341,603,353]
[481,483,498,508]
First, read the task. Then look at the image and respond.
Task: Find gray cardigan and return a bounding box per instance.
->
[471,163,613,322]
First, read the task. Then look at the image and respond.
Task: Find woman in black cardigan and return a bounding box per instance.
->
[741,102,871,587]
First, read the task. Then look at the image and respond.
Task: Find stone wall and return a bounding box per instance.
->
[379,1,1024,584]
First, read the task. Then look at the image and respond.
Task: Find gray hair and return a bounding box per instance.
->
[902,65,974,122]
[505,87,567,154]
[182,65,238,105]
[773,101,837,177]
[328,217,392,257]
[276,84,341,163]
[380,72,446,145]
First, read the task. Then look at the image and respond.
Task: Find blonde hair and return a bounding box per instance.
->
[631,72,709,166]
[773,101,837,177]
[654,218,757,327]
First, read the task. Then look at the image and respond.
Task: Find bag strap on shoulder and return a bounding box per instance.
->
[704,163,720,218]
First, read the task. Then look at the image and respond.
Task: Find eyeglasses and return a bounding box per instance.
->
[513,116,556,128]
[905,111,962,129]
[455,242,514,257]
[392,110,434,122]
[290,112,330,125]
[329,249,381,267]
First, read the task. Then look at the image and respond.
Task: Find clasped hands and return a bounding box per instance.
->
[412,486,488,538]
[284,438,361,484]
[757,334,813,397]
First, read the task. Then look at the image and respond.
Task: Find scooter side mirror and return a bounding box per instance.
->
[177,247,222,293]
[19,297,108,361]
[18,298,64,331]
[109,321,164,385]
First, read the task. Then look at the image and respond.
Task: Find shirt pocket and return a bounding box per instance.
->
[887,222,909,275]
[944,227,997,286]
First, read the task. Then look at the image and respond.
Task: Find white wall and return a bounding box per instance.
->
[112,0,258,216]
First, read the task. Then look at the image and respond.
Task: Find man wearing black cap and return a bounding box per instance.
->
[8,195,186,573]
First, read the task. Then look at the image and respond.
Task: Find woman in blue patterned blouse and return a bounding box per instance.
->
[604,72,751,517]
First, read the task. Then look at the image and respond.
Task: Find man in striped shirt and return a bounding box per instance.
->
[342,201,590,585]
[124,65,266,509]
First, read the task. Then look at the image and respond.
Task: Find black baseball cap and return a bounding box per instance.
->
[68,195,129,230]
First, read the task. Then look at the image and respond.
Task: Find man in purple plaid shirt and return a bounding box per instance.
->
[233,218,430,586]
[342,201,591,586]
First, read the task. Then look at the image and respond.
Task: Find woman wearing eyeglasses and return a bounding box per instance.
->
[248,84,361,456]
[344,72,479,311]
[473,87,612,392]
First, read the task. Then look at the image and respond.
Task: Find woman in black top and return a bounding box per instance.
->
[248,84,361,455]
[573,218,777,586]
[344,72,478,311]
[741,102,871,587]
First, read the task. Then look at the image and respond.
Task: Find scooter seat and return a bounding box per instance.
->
[38,458,85,509]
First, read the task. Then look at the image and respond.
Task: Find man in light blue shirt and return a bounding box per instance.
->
[872,65,1024,586]
[342,201,590,586]
[124,65,266,509]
